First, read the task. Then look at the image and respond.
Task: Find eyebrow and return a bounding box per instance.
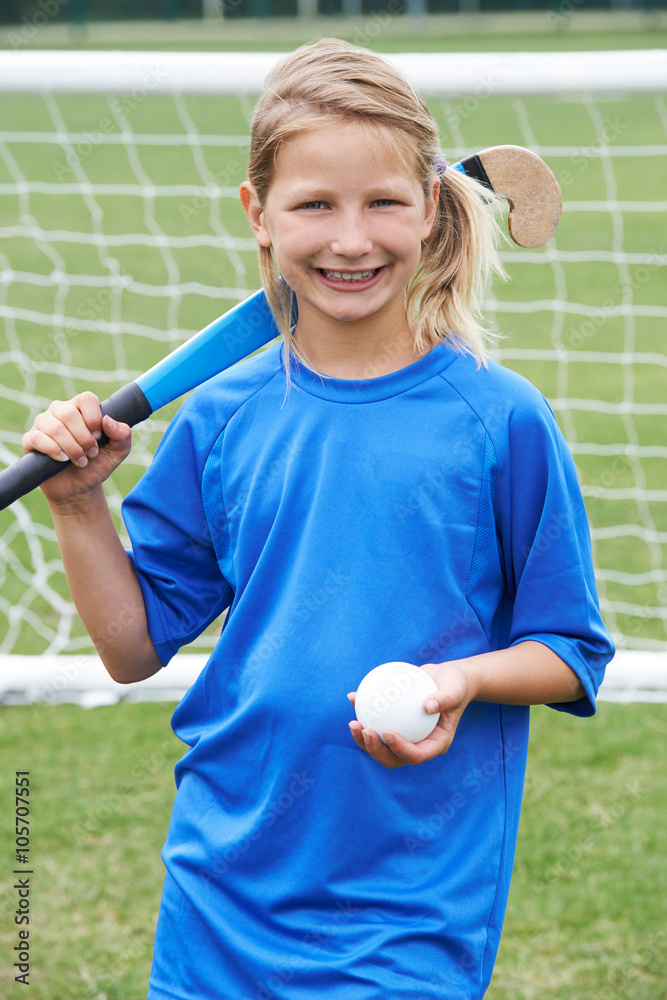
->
[283,181,413,201]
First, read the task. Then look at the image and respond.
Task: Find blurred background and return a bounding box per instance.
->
[0,0,666,23]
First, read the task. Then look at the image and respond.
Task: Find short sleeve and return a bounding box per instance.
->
[122,399,233,667]
[496,393,615,717]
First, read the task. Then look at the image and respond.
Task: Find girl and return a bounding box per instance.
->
[24,38,614,1000]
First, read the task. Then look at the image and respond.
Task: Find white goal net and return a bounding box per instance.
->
[0,49,665,675]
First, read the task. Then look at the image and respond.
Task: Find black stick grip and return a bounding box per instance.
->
[0,382,152,511]
[459,153,494,192]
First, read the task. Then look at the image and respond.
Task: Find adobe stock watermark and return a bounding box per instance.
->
[349,0,404,48]
[546,0,586,30]
[533,777,644,892]
[589,927,666,1000]
[203,0,245,17]
[518,509,585,565]
[441,75,499,133]
[179,151,248,226]
[22,271,132,376]
[394,465,451,527]
[245,566,351,669]
[24,600,147,723]
[207,0,402,31]
[557,116,628,190]
[356,662,427,729]
[187,440,303,561]
[338,336,407,383]
[200,770,316,884]
[422,945,482,994]
[5,0,72,48]
[585,455,632,507]
[624,579,667,640]
[254,896,386,1000]
[50,67,169,181]
[72,736,180,846]
[565,246,665,350]
[418,604,479,663]
[403,736,524,855]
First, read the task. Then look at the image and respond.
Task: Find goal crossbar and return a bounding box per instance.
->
[0,48,666,97]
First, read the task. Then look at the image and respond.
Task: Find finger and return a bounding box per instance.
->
[21,427,70,463]
[101,413,132,444]
[32,403,98,467]
[419,662,468,714]
[421,689,465,718]
[346,691,356,705]
[348,720,364,749]
[359,728,406,769]
[424,694,442,715]
[49,398,101,456]
[75,391,104,443]
[382,729,448,766]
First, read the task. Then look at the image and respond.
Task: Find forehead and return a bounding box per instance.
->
[272,120,420,186]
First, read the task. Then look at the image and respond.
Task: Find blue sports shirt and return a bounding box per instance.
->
[122,339,615,1000]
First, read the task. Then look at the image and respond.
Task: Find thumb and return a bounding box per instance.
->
[424,675,468,715]
[424,695,442,715]
[102,413,132,441]
[99,414,132,463]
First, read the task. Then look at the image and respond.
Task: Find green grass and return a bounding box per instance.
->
[0,699,664,999]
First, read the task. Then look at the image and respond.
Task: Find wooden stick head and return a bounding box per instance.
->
[477,145,562,248]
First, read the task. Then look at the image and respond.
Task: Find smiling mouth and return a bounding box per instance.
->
[318,267,382,283]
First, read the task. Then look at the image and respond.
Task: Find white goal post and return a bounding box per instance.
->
[1,48,667,96]
[0,47,665,700]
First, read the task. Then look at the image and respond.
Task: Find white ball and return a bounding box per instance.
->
[354,661,439,746]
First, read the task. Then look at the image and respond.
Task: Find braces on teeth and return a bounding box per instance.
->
[322,269,378,281]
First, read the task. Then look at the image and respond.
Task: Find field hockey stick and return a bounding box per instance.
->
[454,144,561,248]
[0,144,561,511]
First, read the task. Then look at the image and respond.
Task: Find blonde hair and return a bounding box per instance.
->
[246,37,507,380]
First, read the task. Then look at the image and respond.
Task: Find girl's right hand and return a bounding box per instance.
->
[21,391,132,505]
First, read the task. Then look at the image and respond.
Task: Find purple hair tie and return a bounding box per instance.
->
[434,155,448,176]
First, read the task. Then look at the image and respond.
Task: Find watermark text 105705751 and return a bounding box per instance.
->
[13,771,32,985]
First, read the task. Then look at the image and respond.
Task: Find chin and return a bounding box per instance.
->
[326,307,377,324]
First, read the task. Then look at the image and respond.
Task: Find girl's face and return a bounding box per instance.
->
[241,122,439,339]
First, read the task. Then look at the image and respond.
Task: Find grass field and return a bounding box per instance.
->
[0,699,665,999]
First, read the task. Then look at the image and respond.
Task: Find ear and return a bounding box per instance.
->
[240,181,272,248]
[421,176,440,241]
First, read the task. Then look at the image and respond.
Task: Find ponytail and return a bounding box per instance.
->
[407,166,508,367]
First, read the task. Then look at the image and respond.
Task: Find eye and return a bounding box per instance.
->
[299,201,327,210]
[372,198,398,207]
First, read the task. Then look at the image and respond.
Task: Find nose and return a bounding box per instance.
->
[329,211,373,260]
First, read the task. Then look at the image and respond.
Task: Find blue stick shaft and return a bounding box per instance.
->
[136,288,280,413]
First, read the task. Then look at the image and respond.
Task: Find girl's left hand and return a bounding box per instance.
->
[347,662,472,769]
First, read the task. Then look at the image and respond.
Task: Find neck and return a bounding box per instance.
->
[292,307,423,380]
